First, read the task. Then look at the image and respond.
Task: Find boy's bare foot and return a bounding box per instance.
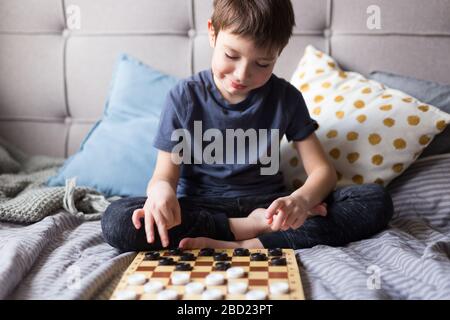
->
[247,208,273,234]
[178,237,263,249]
[178,203,329,250]
[177,203,328,249]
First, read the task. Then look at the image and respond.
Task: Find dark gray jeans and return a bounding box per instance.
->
[101,183,393,251]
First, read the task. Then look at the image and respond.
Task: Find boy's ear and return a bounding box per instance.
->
[207,19,216,48]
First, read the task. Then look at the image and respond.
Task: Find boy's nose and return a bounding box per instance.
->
[234,63,251,83]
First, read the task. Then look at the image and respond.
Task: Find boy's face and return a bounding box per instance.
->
[208,20,278,103]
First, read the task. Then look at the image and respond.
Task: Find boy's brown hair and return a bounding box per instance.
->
[211,0,295,54]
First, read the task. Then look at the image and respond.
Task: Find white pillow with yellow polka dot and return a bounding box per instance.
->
[280,45,450,190]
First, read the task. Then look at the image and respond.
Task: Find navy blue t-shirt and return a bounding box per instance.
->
[153,69,318,198]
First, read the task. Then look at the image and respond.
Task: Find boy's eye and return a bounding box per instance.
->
[225,53,238,60]
[225,52,270,68]
[256,63,270,68]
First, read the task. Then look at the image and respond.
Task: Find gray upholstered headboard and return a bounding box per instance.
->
[1,0,449,158]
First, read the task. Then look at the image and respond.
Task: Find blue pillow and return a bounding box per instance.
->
[369,71,450,158]
[47,54,178,197]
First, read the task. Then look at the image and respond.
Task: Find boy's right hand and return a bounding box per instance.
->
[131,180,181,248]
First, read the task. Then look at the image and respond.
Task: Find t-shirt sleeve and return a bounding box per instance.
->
[153,83,187,152]
[285,90,319,142]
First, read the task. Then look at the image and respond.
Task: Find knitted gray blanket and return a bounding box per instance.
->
[0,138,115,224]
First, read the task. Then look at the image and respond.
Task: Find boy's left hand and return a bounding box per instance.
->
[265,195,327,231]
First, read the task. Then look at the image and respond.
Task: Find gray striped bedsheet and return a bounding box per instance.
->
[1,154,449,300]
[296,153,450,299]
[0,212,135,300]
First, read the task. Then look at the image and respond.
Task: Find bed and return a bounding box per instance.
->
[1,0,449,300]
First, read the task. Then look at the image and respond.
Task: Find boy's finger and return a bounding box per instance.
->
[154,214,169,248]
[266,199,284,220]
[144,209,154,243]
[285,211,298,228]
[281,215,291,231]
[132,209,144,229]
[271,209,286,231]
[148,214,155,243]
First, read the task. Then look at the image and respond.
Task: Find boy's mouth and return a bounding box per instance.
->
[230,80,247,90]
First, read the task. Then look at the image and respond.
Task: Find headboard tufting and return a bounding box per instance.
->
[0,0,449,157]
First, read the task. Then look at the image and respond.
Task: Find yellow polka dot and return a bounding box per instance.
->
[381,94,392,99]
[372,154,383,166]
[339,71,347,78]
[336,171,343,181]
[407,116,420,126]
[334,95,344,103]
[368,134,382,145]
[326,130,338,138]
[393,138,407,149]
[380,104,392,111]
[392,163,404,173]
[356,114,367,123]
[329,148,341,159]
[314,95,324,103]
[315,52,323,58]
[383,118,395,127]
[419,135,430,145]
[322,82,331,89]
[362,87,372,94]
[436,120,446,131]
[359,79,368,83]
[316,68,325,74]
[347,152,360,163]
[299,72,305,79]
[289,157,299,167]
[300,83,309,91]
[336,111,345,119]
[402,97,413,103]
[418,105,429,112]
[374,178,384,186]
[340,85,351,91]
[346,132,359,141]
[313,107,321,115]
[328,62,336,68]
[354,100,365,109]
[352,175,364,184]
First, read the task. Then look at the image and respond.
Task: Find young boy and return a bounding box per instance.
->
[101,0,393,251]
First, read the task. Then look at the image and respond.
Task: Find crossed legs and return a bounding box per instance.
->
[179,205,328,249]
